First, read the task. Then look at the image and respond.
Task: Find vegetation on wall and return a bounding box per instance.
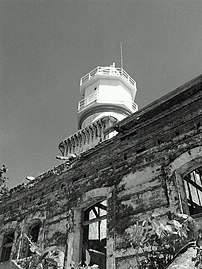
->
[0,165,8,197]
[69,212,201,269]
[13,212,201,269]
[126,211,200,268]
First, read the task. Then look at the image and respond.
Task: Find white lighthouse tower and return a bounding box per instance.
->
[78,63,138,129]
[58,63,138,157]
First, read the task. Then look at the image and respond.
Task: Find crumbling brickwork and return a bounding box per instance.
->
[0,75,202,268]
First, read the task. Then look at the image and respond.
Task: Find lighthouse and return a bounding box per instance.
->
[58,63,138,157]
[78,63,138,129]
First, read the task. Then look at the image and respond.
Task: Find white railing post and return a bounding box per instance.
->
[80,66,136,88]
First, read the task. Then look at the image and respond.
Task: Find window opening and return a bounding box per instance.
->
[0,231,14,262]
[183,167,202,215]
[82,200,107,269]
[26,222,41,257]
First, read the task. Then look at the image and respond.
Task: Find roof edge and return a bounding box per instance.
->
[112,74,202,131]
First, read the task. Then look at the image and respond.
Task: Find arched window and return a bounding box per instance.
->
[183,166,202,215]
[23,221,41,257]
[81,200,107,269]
[0,231,15,262]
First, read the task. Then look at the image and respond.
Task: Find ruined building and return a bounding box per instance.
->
[0,64,202,269]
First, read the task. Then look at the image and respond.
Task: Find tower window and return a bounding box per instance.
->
[0,231,15,262]
[183,167,202,215]
[82,200,107,269]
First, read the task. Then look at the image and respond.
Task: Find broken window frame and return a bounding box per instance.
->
[183,166,202,216]
[81,200,107,269]
[0,230,15,262]
[23,220,41,258]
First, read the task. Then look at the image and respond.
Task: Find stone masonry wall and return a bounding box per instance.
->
[0,75,202,268]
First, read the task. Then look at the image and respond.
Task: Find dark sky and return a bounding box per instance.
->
[1,0,202,188]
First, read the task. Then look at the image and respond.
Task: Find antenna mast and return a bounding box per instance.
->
[120,42,123,69]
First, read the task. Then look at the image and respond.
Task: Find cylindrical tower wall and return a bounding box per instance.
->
[98,81,132,105]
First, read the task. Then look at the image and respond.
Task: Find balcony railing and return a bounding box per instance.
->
[78,92,97,111]
[80,66,136,88]
[78,91,138,113]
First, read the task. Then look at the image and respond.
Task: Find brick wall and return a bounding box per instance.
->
[0,75,201,268]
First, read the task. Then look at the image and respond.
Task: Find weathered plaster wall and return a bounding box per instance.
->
[0,75,202,268]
